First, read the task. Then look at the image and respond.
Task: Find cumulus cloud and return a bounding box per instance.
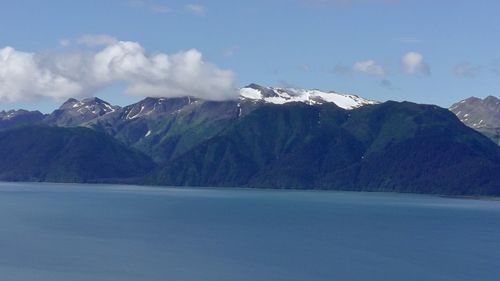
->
[402,51,430,75]
[0,40,236,102]
[0,47,83,102]
[454,62,481,78]
[353,59,385,75]
[185,4,205,15]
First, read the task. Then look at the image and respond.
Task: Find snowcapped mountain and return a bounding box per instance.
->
[46,97,120,126]
[59,97,119,115]
[115,83,377,122]
[33,84,379,156]
[41,83,377,127]
[239,83,378,109]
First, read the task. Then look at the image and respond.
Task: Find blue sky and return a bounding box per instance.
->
[0,0,499,112]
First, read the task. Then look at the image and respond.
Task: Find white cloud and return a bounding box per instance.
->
[353,59,385,75]
[402,51,430,75]
[0,40,236,102]
[185,4,206,15]
[77,34,118,47]
[0,47,83,102]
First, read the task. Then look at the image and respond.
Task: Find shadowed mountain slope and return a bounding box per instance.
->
[0,126,156,182]
[149,102,500,195]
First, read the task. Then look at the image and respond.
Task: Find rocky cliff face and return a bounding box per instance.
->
[450,95,500,145]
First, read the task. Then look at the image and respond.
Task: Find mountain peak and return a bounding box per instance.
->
[60,98,80,108]
[239,84,378,110]
[49,97,120,126]
[66,98,79,103]
[449,95,500,130]
[245,83,263,89]
[61,97,118,111]
[484,95,500,104]
[82,97,108,104]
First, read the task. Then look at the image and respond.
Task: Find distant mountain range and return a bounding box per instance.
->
[0,84,499,195]
[449,96,500,145]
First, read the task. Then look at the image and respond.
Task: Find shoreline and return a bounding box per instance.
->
[1,180,499,201]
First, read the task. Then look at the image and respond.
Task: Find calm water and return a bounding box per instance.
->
[0,182,499,281]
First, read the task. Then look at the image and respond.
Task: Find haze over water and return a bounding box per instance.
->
[0,182,499,281]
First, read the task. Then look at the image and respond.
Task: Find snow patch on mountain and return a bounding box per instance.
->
[239,84,378,110]
[450,96,500,129]
[240,87,263,100]
[61,97,120,116]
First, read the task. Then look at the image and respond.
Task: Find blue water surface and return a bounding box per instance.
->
[0,182,499,281]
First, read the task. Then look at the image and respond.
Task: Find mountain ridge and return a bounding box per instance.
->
[239,83,379,109]
[148,101,500,195]
[0,86,498,195]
